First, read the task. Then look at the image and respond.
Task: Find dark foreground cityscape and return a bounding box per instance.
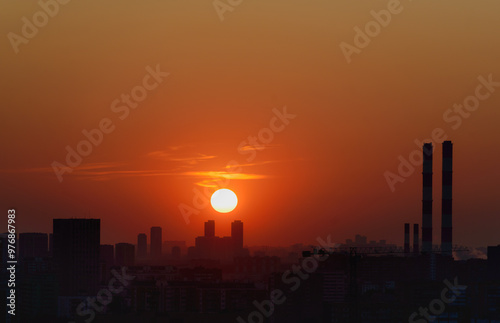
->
[2,141,500,323]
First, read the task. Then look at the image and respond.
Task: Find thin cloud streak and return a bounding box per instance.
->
[184,172,268,189]
[238,144,279,152]
[1,155,302,183]
[147,150,216,165]
[182,171,267,180]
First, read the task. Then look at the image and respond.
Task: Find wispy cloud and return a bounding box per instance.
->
[181,171,266,179]
[147,149,216,166]
[180,171,268,188]
[1,148,301,184]
[71,167,268,184]
[238,144,279,152]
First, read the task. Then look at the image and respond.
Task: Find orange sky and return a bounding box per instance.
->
[1,0,499,248]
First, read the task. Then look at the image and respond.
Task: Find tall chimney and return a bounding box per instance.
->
[441,141,453,256]
[422,143,433,253]
[404,223,410,254]
[413,223,419,254]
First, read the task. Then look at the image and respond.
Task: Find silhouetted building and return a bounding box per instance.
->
[194,236,217,260]
[488,245,500,281]
[150,226,162,258]
[192,221,247,263]
[234,256,281,280]
[156,280,266,315]
[99,244,114,284]
[355,234,367,245]
[137,233,147,259]
[271,255,344,323]
[205,220,215,238]
[19,232,48,260]
[53,219,100,297]
[48,233,53,257]
[422,142,433,253]
[231,220,243,250]
[163,240,187,256]
[187,246,197,259]
[172,246,181,260]
[17,257,57,321]
[100,244,114,266]
[115,242,135,266]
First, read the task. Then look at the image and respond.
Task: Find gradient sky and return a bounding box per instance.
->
[1,0,499,249]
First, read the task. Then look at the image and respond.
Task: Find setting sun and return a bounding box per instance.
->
[211,188,238,213]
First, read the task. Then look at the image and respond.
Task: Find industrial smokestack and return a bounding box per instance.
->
[413,223,419,254]
[441,141,453,256]
[422,143,433,253]
[404,223,410,254]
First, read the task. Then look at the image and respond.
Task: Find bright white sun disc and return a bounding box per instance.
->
[211,189,238,213]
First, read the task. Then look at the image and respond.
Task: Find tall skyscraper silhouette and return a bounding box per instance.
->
[441,140,453,256]
[231,220,243,250]
[150,226,162,258]
[53,219,100,296]
[205,220,215,238]
[137,233,147,258]
[422,143,433,253]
